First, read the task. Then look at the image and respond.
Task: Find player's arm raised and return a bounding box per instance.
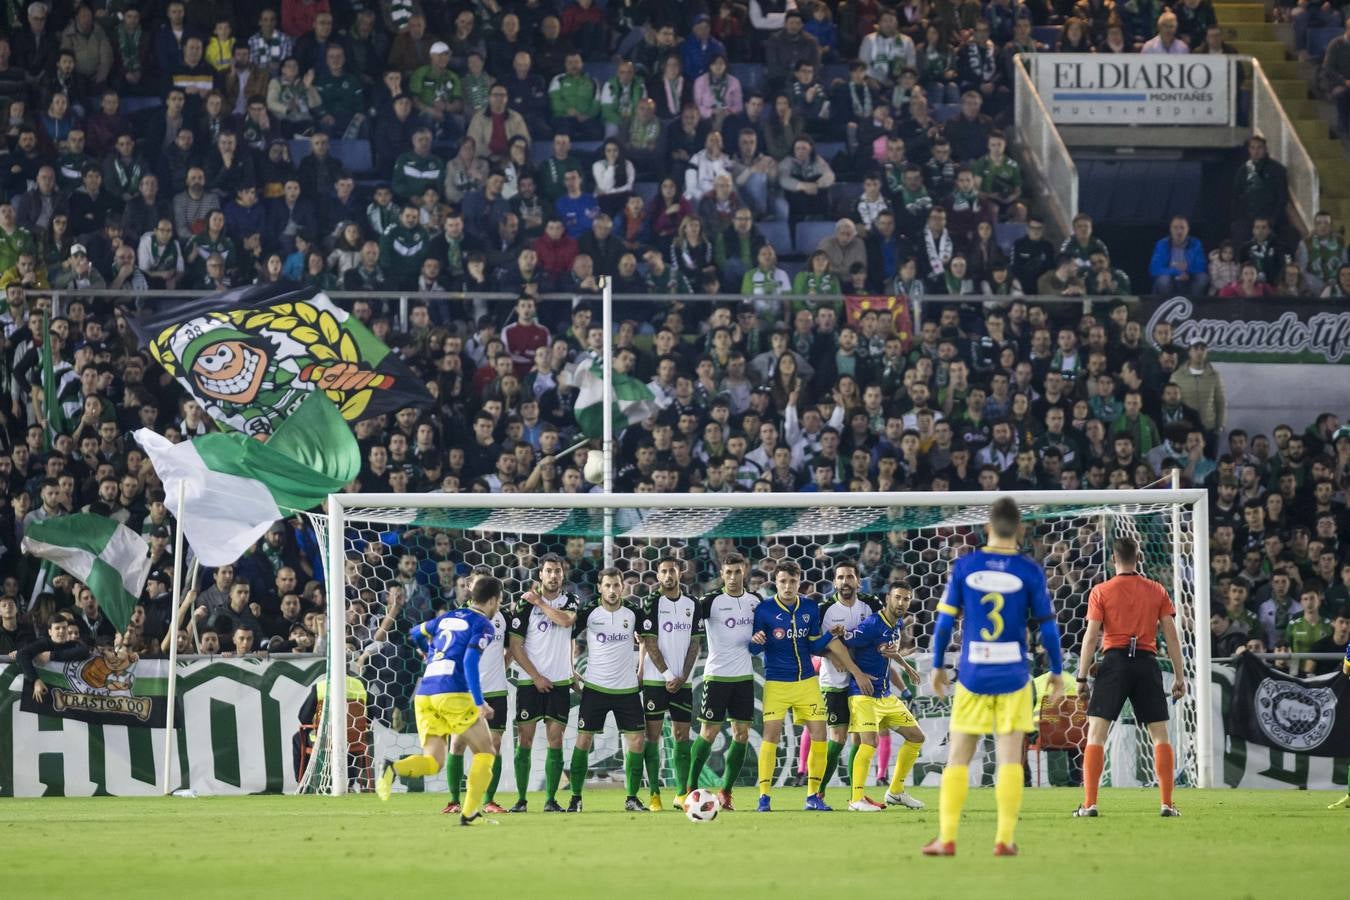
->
[1159,614,1186,700]
[525,586,577,628]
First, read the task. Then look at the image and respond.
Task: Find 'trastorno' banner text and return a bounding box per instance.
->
[1032,54,1232,125]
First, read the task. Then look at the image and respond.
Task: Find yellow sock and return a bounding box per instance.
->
[995,763,1024,846]
[938,764,970,843]
[757,742,777,795]
[392,754,441,778]
[888,740,922,795]
[463,752,494,817]
[806,738,827,795]
[851,743,876,802]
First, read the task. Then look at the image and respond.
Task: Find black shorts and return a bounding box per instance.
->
[643,683,694,722]
[698,679,756,724]
[485,694,508,732]
[824,690,851,728]
[515,682,572,724]
[1088,650,1170,725]
[577,687,645,733]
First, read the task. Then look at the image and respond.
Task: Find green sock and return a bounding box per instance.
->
[544,747,564,802]
[674,739,692,795]
[721,739,748,792]
[643,740,661,793]
[624,749,644,797]
[687,736,713,793]
[823,740,844,795]
[447,751,464,803]
[568,746,589,799]
[486,753,502,802]
[846,742,859,786]
[514,745,530,804]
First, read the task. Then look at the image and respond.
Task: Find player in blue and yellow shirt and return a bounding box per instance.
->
[750,559,871,813]
[923,498,1063,857]
[843,580,927,812]
[376,576,503,826]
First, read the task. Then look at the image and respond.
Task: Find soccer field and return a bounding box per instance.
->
[3,787,1341,898]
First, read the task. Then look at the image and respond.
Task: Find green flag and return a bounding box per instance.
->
[569,357,662,440]
[22,514,152,631]
[135,391,360,566]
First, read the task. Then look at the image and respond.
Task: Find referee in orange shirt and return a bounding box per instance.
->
[1073,537,1186,818]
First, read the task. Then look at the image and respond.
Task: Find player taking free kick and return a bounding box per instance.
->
[923,498,1063,856]
[751,559,872,813]
[376,576,504,827]
[1074,536,1187,818]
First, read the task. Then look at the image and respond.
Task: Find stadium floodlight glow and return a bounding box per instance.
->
[298,489,1211,796]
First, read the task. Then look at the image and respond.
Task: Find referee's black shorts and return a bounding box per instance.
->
[1087,649,1169,725]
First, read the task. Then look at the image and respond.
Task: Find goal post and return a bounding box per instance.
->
[301,489,1212,796]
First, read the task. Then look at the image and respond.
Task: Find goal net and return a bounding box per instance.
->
[296,490,1211,797]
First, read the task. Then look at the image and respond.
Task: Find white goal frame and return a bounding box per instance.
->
[319,489,1213,794]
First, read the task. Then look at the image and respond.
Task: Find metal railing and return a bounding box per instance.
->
[1250,58,1320,232]
[51,288,1136,337]
[1012,54,1079,238]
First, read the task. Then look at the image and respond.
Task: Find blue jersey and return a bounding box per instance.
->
[934,547,1056,695]
[844,609,906,697]
[410,607,494,703]
[750,595,833,682]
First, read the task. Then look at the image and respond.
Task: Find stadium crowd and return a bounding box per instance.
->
[0,0,1346,712]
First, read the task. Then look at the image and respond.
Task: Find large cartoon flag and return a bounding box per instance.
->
[128,284,431,437]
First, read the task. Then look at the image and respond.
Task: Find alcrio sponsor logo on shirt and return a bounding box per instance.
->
[593,632,631,644]
[724,616,753,629]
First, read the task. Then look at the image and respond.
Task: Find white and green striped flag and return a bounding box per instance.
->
[568,357,663,440]
[22,514,152,632]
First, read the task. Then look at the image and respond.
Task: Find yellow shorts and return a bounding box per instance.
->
[848,694,918,733]
[414,692,480,746]
[950,682,1034,735]
[762,678,825,723]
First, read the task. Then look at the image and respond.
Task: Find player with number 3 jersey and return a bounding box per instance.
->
[924,498,1063,857]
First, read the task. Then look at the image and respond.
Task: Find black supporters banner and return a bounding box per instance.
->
[1227,653,1350,757]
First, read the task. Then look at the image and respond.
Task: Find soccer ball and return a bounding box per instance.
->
[683,789,721,823]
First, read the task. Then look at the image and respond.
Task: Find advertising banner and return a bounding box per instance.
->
[1032,54,1233,125]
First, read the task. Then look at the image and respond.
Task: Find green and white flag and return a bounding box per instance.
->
[135,392,360,567]
[22,514,151,631]
[567,357,663,439]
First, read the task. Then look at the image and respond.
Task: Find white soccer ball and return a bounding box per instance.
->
[584,450,605,485]
[683,788,721,823]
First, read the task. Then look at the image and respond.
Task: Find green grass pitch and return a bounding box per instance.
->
[3,787,1342,898]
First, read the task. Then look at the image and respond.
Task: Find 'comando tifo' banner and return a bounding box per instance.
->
[1142,295,1350,364]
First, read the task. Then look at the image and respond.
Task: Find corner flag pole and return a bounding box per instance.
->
[601,276,615,567]
[161,480,192,795]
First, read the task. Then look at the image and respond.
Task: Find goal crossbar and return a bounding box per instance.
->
[317,490,1213,793]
